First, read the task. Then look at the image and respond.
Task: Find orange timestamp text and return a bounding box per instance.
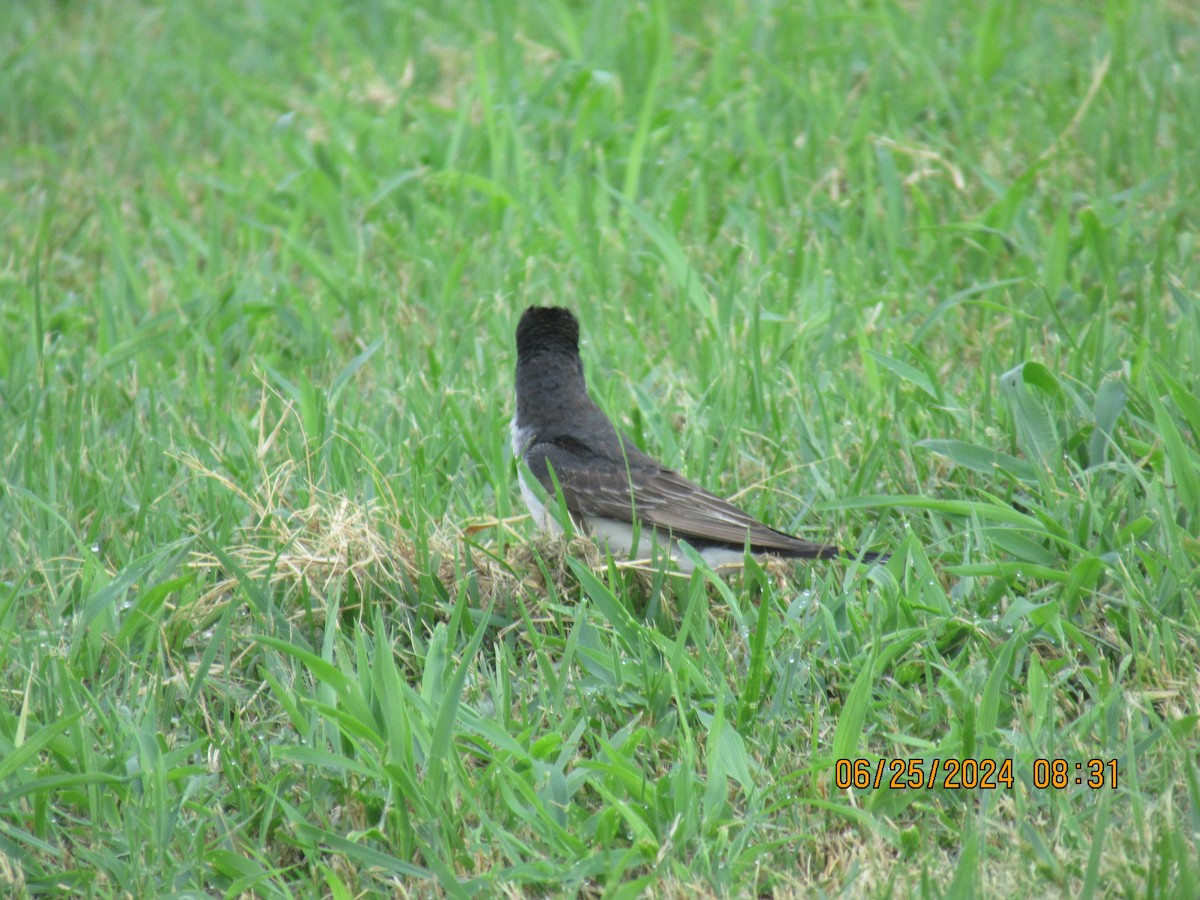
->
[834,757,1119,791]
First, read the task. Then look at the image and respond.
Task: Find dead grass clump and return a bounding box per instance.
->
[178,447,609,630]
[182,453,405,623]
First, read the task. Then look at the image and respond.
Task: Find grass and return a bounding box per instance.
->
[2,0,1198,895]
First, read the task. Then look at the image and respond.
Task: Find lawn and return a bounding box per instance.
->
[2,0,1198,896]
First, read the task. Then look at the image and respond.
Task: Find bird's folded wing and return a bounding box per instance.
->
[525,436,838,557]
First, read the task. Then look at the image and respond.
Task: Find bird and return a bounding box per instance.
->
[510,305,883,571]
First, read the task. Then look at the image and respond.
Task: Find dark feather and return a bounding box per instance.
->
[524,434,840,558]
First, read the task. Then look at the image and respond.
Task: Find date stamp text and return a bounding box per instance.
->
[834,757,1118,791]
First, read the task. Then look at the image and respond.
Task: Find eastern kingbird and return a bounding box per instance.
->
[511,305,881,570]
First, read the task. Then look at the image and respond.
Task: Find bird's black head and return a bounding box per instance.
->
[516,306,580,361]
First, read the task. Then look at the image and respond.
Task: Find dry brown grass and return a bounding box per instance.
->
[177,410,613,630]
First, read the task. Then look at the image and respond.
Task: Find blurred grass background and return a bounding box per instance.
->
[1,0,1198,895]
